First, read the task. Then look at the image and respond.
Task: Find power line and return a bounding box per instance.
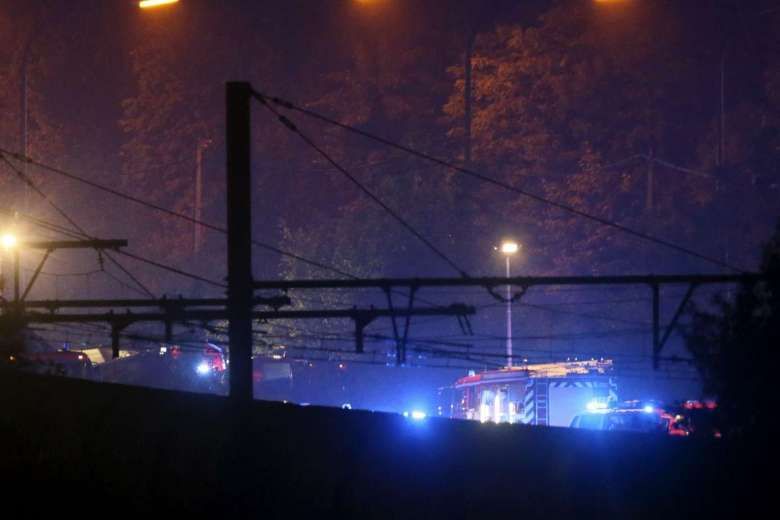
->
[22,266,103,278]
[409,327,651,341]
[517,301,651,326]
[254,96,469,277]
[1,149,453,310]
[202,329,700,380]
[0,148,358,280]
[14,211,226,290]
[35,319,699,380]
[11,211,216,296]
[256,91,745,273]
[1,154,156,298]
[23,213,452,309]
[256,331,655,363]
[261,321,658,358]
[17,207,454,310]
[116,250,226,289]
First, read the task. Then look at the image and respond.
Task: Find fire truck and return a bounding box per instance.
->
[447,359,616,427]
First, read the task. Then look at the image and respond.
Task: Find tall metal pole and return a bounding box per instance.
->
[652,283,660,370]
[506,255,512,368]
[464,30,474,167]
[0,248,8,303]
[226,82,253,402]
[111,324,121,360]
[20,38,31,212]
[719,49,726,167]
[193,139,209,253]
[13,249,20,303]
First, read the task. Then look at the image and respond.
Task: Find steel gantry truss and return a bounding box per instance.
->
[2,296,473,360]
[255,274,764,370]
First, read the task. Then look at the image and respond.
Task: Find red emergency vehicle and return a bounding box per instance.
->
[448,359,616,427]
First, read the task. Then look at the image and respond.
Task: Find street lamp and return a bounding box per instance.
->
[499,240,520,368]
[139,0,179,9]
[1,234,17,250]
[0,233,19,302]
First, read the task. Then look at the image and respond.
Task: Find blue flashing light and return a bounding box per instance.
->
[643,405,654,413]
[586,399,608,411]
[403,410,427,421]
[196,362,211,375]
[410,410,427,421]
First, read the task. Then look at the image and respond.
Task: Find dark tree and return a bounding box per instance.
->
[685,221,780,438]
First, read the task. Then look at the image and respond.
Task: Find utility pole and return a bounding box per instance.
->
[0,249,10,302]
[464,29,475,167]
[226,82,254,402]
[20,36,32,212]
[719,48,726,167]
[13,249,20,303]
[194,139,211,253]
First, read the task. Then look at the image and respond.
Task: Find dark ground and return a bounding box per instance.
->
[0,368,771,517]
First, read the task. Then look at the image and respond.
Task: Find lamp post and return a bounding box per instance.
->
[194,139,211,253]
[500,240,519,368]
[1,233,19,302]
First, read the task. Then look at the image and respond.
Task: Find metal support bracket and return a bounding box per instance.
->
[651,283,660,369]
[354,311,376,354]
[383,288,402,362]
[485,284,527,303]
[109,314,132,359]
[21,248,51,302]
[399,286,418,365]
[654,283,698,369]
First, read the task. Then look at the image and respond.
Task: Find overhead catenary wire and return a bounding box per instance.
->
[20,208,453,308]
[61,324,700,380]
[45,324,694,369]
[260,321,663,357]
[22,219,691,360]
[254,95,469,278]
[0,121,704,374]
[252,330,658,362]
[0,150,463,308]
[15,209,466,340]
[13,210,226,291]
[0,148,359,280]
[35,320,701,381]
[115,250,227,289]
[254,91,745,273]
[0,154,156,298]
[22,266,104,278]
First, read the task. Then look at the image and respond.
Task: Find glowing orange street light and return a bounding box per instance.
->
[139,0,179,9]
[1,233,17,250]
[0,232,20,301]
[501,241,519,255]
[353,0,390,7]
